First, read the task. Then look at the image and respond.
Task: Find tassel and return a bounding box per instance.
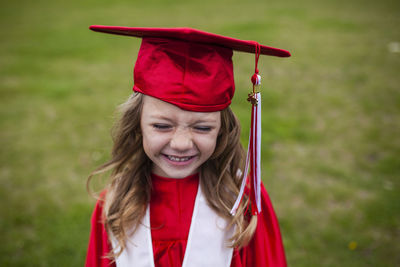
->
[231,42,262,215]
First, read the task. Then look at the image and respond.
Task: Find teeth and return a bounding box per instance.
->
[167,155,192,162]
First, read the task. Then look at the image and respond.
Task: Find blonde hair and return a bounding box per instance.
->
[87,93,257,258]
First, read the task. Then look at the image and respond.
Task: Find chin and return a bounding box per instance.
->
[153,155,201,179]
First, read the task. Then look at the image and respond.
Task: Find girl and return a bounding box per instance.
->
[85,26,290,267]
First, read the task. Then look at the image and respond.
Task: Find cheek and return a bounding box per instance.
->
[141,127,156,156]
[142,129,168,155]
[197,133,219,156]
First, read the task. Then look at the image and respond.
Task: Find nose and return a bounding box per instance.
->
[170,127,194,152]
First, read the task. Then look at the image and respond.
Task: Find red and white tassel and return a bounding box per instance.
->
[230,92,262,215]
[231,42,262,215]
[251,92,262,214]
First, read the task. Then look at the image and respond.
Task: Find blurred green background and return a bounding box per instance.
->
[1,0,399,266]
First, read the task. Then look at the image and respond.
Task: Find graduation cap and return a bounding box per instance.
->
[89,25,291,214]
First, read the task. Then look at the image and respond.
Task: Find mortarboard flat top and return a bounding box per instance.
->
[89,25,291,58]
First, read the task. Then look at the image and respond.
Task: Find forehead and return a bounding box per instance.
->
[141,95,220,122]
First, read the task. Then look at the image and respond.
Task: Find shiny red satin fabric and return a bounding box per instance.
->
[85,174,287,267]
[133,38,235,112]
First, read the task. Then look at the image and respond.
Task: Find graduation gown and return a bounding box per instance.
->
[85,173,287,267]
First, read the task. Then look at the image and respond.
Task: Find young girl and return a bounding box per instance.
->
[85,26,290,267]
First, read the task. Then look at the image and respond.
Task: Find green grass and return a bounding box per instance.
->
[1,0,399,266]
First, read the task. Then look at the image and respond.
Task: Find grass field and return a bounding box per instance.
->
[1,0,399,266]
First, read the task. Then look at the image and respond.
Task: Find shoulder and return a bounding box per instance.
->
[240,182,287,266]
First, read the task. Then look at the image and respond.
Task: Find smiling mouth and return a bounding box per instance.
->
[165,155,195,162]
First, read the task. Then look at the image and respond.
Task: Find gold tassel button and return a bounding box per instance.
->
[247,93,258,105]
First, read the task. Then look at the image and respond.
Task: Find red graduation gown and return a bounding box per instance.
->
[85,174,287,267]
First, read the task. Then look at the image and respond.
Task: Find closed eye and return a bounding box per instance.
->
[152,124,172,130]
[193,126,212,132]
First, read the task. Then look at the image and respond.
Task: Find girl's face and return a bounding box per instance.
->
[141,95,221,179]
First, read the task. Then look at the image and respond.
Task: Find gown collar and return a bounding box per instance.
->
[151,173,199,182]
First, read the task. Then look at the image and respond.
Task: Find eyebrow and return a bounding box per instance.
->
[149,115,174,122]
[148,115,218,124]
[192,119,218,124]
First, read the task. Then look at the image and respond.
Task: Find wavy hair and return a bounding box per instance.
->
[87,92,257,258]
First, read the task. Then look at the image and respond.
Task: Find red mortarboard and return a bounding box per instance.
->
[89,25,291,215]
[89,25,290,112]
